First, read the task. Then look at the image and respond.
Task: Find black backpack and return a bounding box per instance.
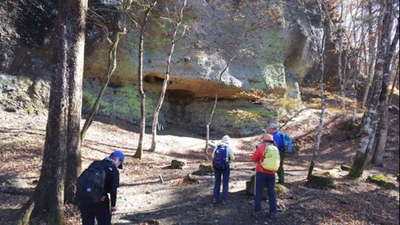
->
[213,145,228,170]
[76,160,107,205]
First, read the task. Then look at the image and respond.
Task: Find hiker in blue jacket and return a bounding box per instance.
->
[266,122,285,184]
[77,150,124,225]
[212,135,235,204]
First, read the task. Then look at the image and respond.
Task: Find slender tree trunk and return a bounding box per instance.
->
[361,0,378,108]
[80,32,123,142]
[64,0,88,204]
[337,1,346,110]
[204,57,235,158]
[150,0,187,152]
[371,21,399,165]
[349,0,393,178]
[134,3,157,159]
[307,31,326,180]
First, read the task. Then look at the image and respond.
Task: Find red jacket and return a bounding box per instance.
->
[252,142,276,174]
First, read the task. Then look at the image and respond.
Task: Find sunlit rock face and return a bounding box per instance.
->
[85,0,323,99]
[0,0,325,136]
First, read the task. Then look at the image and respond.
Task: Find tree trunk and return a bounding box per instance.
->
[204,94,218,158]
[204,57,234,158]
[307,30,326,180]
[64,0,88,204]
[348,110,377,178]
[361,0,378,108]
[337,1,345,110]
[134,3,157,159]
[349,0,393,178]
[371,21,399,166]
[150,0,187,152]
[27,9,69,224]
[80,32,123,142]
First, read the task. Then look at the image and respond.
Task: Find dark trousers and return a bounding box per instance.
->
[79,200,111,225]
[213,166,230,201]
[254,172,277,214]
[277,151,285,184]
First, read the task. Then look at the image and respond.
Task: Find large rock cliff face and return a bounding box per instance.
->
[0,0,327,136]
[86,0,322,98]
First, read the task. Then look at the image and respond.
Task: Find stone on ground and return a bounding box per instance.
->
[306,173,335,189]
[192,163,213,176]
[245,175,289,196]
[170,159,186,169]
[367,174,396,189]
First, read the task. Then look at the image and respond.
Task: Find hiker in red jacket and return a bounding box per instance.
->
[251,133,277,220]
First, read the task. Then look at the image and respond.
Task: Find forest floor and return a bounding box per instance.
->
[0,93,399,225]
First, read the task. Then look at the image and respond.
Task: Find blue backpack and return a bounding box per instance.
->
[213,145,228,170]
[279,133,294,154]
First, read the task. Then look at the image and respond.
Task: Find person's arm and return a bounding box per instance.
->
[252,144,264,163]
[109,169,120,208]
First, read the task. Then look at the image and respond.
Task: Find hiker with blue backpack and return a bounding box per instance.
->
[76,150,125,225]
[266,122,293,184]
[212,135,235,204]
[252,133,280,220]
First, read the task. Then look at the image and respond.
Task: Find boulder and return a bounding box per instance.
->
[367,174,396,189]
[245,175,289,196]
[170,159,186,169]
[192,163,213,176]
[306,173,335,189]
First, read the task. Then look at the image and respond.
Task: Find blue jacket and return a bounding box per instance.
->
[273,131,284,149]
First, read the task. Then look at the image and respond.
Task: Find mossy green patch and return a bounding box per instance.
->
[306,173,335,189]
[275,183,289,194]
[249,30,286,90]
[246,175,289,196]
[192,163,214,176]
[367,174,396,189]
[83,84,157,122]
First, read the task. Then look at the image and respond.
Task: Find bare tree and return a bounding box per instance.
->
[349,0,394,178]
[204,57,235,158]
[371,19,399,166]
[80,31,125,142]
[361,0,379,108]
[307,30,327,179]
[337,0,346,110]
[149,0,187,152]
[131,0,158,159]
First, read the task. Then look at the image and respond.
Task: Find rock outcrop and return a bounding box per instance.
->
[0,0,330,136]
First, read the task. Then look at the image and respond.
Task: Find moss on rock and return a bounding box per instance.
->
[367,174,396,189]
[246,175,289,196]
[82,82,157,123]
[306,173,335,189]
[192,163,213,176]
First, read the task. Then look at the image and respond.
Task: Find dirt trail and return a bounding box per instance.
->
[0,108,399,225]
